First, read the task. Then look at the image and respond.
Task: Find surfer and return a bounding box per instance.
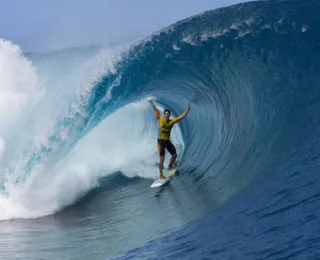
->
[148,98,191,179]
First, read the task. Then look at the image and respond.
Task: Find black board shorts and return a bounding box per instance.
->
[157,139,176,156]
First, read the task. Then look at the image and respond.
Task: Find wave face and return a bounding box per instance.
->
[82,0,320,201]
[1,0,320,259]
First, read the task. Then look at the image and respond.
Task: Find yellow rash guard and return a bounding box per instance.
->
[155,110,182,140]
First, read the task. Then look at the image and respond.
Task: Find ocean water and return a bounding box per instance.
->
[1,0,320,259]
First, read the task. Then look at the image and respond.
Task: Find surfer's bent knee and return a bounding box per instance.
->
[166,141,176,156]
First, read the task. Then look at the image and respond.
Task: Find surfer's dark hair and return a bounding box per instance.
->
[164,109,171,115]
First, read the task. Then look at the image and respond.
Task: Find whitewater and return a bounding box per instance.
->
[1,0,320,259]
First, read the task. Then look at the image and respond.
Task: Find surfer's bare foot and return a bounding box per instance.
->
[168,163,177,170]
[159,174,167,179]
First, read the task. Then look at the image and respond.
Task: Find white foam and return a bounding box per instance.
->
[301,25,308,32]
[172,44,180,51]
[0,136,5,160]
[0,40,133,220]
[0,39,44,138]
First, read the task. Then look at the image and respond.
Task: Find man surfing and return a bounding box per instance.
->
[148,98,191,179]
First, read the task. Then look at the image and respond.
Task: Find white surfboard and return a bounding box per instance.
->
[150,168,176,188]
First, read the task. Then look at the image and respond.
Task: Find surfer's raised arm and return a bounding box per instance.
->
[147,98,158,111]
[147,98,160,119]
[171,103,191,124]
[179,103,191,119]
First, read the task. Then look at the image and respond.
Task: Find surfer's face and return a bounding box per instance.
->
[164,111,170,120]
